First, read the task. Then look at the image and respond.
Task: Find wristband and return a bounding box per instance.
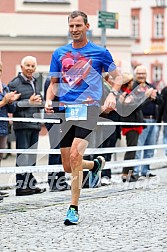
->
[110,90,119,96]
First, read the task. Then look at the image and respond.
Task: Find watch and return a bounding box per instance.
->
[110,89,119,96]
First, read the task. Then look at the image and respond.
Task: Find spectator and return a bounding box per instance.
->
[158,85,167,155]
[133,65,163,177]
[45,11,122,225]
[119,72,144,182]
[0,61,20,201]
[89,73,121,186]
[8,56,46,196]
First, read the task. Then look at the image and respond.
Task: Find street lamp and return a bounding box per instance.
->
[155,0,167,7]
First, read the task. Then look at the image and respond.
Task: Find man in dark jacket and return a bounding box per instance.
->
[133,65,163,177]
[8,56,46,196]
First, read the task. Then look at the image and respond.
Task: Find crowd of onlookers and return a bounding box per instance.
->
[0,57,167,203]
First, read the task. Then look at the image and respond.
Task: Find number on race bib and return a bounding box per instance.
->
[65,104,88,121]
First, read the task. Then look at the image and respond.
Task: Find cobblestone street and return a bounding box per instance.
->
[0,166,167,252]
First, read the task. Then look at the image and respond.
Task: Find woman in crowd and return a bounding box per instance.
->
[119,73,144,182]
[0,61,20,201]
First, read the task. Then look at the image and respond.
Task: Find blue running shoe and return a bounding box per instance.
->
[64,208,79,225]
[89,156,105,188]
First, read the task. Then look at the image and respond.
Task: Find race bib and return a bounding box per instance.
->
[65,104,88,121]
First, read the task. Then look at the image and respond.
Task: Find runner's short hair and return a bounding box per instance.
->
[68,10,88,25]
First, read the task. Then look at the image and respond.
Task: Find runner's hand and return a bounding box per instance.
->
[103,92,117,112]
[45,100,54,113]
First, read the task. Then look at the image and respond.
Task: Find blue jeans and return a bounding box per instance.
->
[134,119,157,176]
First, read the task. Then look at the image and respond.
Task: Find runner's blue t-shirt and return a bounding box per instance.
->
[49,41,116,105]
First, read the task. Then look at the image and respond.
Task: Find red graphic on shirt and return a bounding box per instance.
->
[61,52,92,86]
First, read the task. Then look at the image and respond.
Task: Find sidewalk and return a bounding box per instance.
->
[1,134,167,251]
[0,169,167,251]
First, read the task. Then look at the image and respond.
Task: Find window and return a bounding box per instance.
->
[23,0,70,3]
[151,63,164,91]
[35,72,48,96]
[154,13,164,38]
[131,15,139,39]
[131,8,140,42]
[152,7,165,41]
[152,65,162,82]
[155,0,167,7]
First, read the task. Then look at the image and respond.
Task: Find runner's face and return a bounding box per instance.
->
[68,16,89,43]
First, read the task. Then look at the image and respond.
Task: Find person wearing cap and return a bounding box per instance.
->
[88,73,121,186]
[119,72,144,182]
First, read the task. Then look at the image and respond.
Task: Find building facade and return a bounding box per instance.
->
[0,0,132,93]
[131,0,167,90]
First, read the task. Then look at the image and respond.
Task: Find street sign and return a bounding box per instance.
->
[98,10,119,29]
[98,20,118,29]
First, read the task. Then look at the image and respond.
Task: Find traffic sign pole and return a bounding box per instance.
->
[101,0,107,47]
[99,1,119,47]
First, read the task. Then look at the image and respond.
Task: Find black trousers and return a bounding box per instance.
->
[122,130,139,174]
[45,123,65,190]
[15,129,39,189]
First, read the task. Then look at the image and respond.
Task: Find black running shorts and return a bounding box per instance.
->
[60,105,100,148]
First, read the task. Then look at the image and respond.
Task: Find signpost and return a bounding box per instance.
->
[98,10,119,29]
[98,8,119,47]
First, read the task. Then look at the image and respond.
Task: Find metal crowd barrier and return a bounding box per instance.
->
[0,117,167,174]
